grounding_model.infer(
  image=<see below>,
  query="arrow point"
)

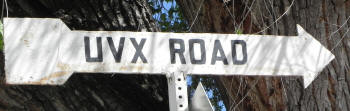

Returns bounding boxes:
[296,24,304,32]
[296,24,335,88]
[296,24,312,39]
[303,72,318,88]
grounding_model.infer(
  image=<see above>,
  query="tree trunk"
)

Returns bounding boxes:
[0,0,168,111]
[177,0,350,110]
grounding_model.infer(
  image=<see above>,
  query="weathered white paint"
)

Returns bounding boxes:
[4,18,335,88]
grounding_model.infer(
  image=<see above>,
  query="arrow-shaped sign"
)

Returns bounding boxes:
[4,18,334,88]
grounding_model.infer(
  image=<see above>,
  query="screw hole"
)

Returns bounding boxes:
[179,104,183,107]
[177,78,181,81]
[178,87,182,90]
[179,95,182,99]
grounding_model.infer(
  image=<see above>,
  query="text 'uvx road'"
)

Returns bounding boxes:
[4,18,334,88]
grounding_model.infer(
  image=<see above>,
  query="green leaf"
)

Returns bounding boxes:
[235,29,243,34]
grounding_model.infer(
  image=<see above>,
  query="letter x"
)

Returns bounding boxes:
[130,38,148,63]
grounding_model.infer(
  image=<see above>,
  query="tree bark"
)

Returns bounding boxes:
[177,0,350,110]
[0,0,168,111]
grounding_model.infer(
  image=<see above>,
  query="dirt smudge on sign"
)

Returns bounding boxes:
[119,65,145,72]
[23,71,70,84]
[38,71,69,83]
[23,40,29,47]
[119,66,127,71]
[22,63,72,84]
[57,62,71,71]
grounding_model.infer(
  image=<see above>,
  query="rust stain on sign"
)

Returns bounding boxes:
[23,63,72,84]
[119,66,127,71]
[118,65,145,72]
[137,66,144,71]
[57,62,71,71]
[38,71,69,84]
[24,71,70,84]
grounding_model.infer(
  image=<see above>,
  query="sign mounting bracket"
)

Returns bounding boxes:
[167,71,189,111]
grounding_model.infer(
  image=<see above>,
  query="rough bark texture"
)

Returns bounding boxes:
[177,0,350,111]
[0,0,168,111]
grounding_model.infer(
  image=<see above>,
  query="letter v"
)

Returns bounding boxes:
[107,37,125,63]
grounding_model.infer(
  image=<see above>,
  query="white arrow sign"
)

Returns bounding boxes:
[4,18,334,88]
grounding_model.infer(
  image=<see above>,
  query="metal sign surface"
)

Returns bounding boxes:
[4,18,334,87]
[190,82,213,111]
